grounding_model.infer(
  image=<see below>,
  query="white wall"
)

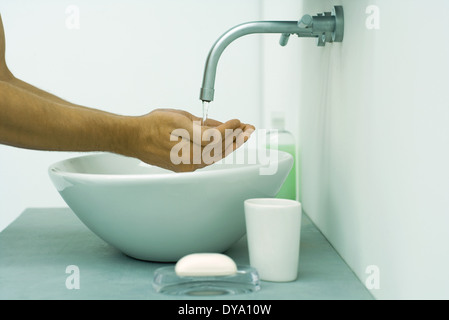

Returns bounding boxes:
[260,0,302,203]
[0,0,268,231]
[300,0,449,299]
[8,0,447,301]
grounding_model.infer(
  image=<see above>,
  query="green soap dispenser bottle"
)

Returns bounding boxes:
[267,112,297,201]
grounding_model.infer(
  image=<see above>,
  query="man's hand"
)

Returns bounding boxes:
[128,109,255,172]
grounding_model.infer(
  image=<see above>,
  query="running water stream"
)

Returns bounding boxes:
[202,101,210,125]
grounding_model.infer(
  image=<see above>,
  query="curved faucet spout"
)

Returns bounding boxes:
[200,21,312,102]
[199,6,344,102]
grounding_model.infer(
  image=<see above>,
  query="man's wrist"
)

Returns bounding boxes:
[107,115,141,159]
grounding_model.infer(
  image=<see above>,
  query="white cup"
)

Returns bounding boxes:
[244,198,302,282]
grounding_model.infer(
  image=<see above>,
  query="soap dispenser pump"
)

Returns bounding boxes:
[267,112,297,201]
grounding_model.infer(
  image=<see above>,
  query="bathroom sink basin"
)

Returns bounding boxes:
[48,148,293,262]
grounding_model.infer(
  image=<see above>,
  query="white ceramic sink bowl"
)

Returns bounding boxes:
[48,148,293,262]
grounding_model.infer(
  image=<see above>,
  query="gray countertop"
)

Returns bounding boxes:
[0,208,373,300]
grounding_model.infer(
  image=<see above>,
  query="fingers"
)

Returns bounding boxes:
[150,108,256,172]
[158,109,250,142]
[223,126,255,157]
[168,124,256,171]
[205,119,241,146]
[203,118,222,127]
[160,109,223,127]
[240,122,256,132]
[170,116,241,147]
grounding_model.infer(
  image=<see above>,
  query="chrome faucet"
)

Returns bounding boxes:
[199,6,344,102]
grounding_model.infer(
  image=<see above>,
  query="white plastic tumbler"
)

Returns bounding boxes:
[244,198,302,282]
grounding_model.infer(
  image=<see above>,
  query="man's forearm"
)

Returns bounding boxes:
[6,75,106,113]
[0,14,133,154]
[0,80,137,155]
[0,14,139,158]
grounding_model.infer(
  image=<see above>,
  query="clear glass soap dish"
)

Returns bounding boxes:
[152,265,260,296]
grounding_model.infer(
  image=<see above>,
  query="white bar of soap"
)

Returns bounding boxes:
[175,253,238,277]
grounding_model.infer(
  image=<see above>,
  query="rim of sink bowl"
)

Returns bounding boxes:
[48,149,293,181]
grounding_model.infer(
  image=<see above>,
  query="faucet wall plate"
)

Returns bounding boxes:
[332,5,344,43]
[200,6,344,102]
[301,5,344,47]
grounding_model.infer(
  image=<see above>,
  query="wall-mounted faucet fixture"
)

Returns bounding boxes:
[199,6,344,103]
